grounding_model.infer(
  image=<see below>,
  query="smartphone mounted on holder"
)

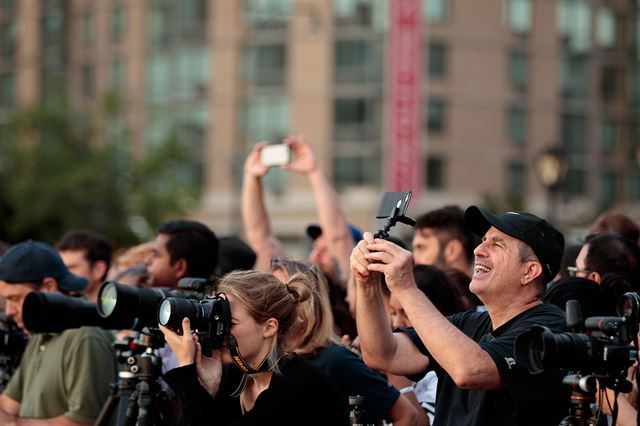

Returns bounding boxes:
[260,144,291,167]
[374,191,416,240]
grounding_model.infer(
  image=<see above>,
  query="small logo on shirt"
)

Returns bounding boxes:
[504,357,516,369]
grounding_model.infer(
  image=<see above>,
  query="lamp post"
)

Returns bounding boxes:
[535,146,567,224]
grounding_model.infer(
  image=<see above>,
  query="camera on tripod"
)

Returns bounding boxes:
[0,313,28,391]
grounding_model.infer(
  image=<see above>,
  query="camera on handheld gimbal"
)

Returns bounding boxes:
[374,191,416,240]
[515,294,640,426]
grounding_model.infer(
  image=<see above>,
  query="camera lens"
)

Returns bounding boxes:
[158,299,172,327]
[98,282,118,317]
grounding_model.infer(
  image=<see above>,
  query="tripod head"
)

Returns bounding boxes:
[373,191,415,240]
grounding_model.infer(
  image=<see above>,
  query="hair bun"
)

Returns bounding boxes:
[285,278,311,304]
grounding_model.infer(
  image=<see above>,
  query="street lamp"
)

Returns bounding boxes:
[535,146,567,223]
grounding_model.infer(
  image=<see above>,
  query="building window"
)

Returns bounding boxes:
[423,0,448,24]
[505,0,532,33]
[596,7,616,49]
[427,40,446,78]
[629,168,640,202]
[425,98,446,134]
[562,113,586,154]
[565,166,586,196]
[245,0,291,29]
[110,59,124,93]
[426,156,445,190]
[599,170,617,206]
[334,98,380,141]
[558,0,591,53]
[507,162,525,197]
[244,44,286,87]
[0,72,14,109]
[334,0,387,30]
[110,5,125,43]
[244,97,290,143]
[600,119,617,155]
[560,55,590,100]
[82,10,94,46]
[507,106,526,146]
[333,155,380,187]
[508,49,527,90]
[600,65,618,104]
[335,39,381,84]
[0,21,16,67]
[82,64,94,99]
[147,48,210,104]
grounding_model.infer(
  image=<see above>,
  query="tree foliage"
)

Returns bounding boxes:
[0,99,198,246]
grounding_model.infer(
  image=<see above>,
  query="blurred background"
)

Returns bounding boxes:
[0,0,639,250]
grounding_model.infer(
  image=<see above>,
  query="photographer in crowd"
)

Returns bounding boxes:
[0,240,117,426]
[351,206,569,425]
[159,270,348,425]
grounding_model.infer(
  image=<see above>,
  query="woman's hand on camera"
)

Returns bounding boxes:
[244,142,270,178]
[159,318,196,367]
[194,340,223,397]
[282,135,317,175]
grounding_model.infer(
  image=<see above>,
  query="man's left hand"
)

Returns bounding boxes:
[364,238,415,293]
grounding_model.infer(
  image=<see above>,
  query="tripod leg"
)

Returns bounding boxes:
[124,388,140,426]
[94,393,120,426]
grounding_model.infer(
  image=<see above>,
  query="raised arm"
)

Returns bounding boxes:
[350,233,429,375]
[364,238,502,390]
[241,142,286,271]
[284,135,354,286]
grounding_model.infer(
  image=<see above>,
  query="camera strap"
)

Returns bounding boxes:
[225,334,281,375]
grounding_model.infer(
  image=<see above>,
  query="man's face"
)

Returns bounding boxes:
[469,226,527,301]
[389,293,411,329]
[0,281,37,330]
[308,235,335,278]
[59,250,92,280]
[412,227,446,267]
[145,233,180,287]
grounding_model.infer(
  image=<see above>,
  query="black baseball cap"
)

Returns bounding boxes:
[0,240,89,293]
[464,206,564,283]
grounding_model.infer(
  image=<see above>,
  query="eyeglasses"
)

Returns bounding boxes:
[567,266,592,277]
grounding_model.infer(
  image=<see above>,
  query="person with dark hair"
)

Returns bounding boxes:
[55,230,112,302]
[216,236,257,276]
[573,232,640,292]
[352,206,569,425]
[443,267,482,311]
[160,270,349,425]
[590,211,640,244]
[146,219,219,288]
[0,241,117,425]
[412,205,476,276]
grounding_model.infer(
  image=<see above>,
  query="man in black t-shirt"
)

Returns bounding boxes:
[351,206,569,426]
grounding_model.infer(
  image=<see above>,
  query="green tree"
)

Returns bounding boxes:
[0,99,197,246]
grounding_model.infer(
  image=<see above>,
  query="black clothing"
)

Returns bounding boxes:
[401,303,569,426]
[164,356,349,426]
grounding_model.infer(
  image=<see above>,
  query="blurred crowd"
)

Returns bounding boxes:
[0,135,638,426]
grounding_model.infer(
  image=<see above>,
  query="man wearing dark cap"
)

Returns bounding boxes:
[0,240,117,426]
[351,206,568,425]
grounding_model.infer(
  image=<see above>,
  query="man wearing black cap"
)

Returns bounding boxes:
[351,206,568,425]
[0,241,117,426]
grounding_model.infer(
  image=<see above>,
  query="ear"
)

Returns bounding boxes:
[173,258,189,280]
[263,318,279,339]
[443,239,463,264]
[588,271,602,285]
[41,277,60,293]
[91,260,109,283]
[521,261,543,286]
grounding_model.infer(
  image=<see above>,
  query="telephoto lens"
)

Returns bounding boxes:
[97,281,183,331]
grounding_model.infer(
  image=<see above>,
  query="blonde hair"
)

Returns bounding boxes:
[217,270,311,361]
[270,258,340,356]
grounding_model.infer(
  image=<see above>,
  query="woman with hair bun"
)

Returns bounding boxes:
[160,270,348,425]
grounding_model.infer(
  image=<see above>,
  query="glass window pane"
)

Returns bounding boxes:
[244,44,286,87]
[111,5,125,43]
[596,8,616,48]
[423,0,448,24]
[425,98,446,134]
[427,40,446,78]
[600,119,616,155]
[335,39,381,83]
[557,0,591,53]
[83,10,94,46]
[334,98,379,141]
[508,49,527,90]
[426,156,445,190]
[599,170,617,206]
[562,113,586,153]
[560,55,589,99]
[506,0,532,33]
[507,106,526,145]
[565,167,586,196]
[333,155,380,187]
[0,73,14,108]
[507,162,525,195]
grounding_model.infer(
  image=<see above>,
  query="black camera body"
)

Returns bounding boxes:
[158,294,231,357]
[374,191,415,240]
[515,295,639,392]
